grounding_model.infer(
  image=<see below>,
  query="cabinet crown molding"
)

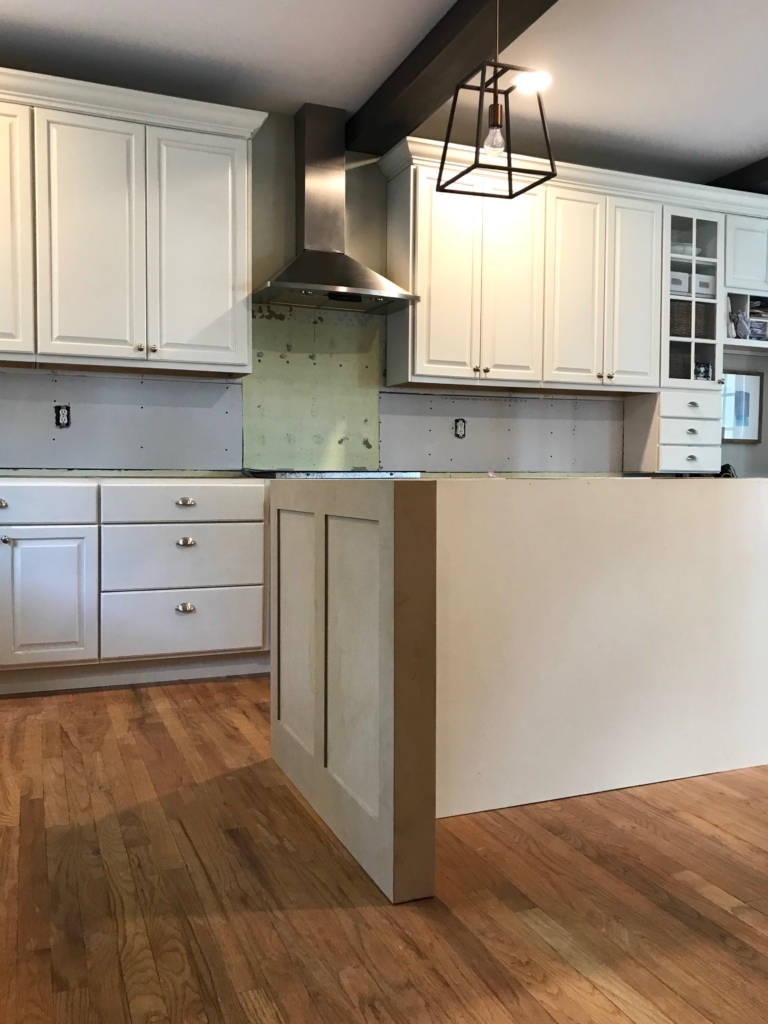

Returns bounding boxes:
[379,137,768,219]
[0,65,267,138]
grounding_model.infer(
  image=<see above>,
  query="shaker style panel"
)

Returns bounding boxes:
[413,167,481,379]
[146,126,250,367]
[604,197,662,388]
[100,480,264,523]
[102,521,264,591]
[0,525,99,665]
[0,102,34,356]
[480,187,544,382]
[543,188,607,385]
[35,109,147,359]
[101,585,263,659]
[725,214,768,293]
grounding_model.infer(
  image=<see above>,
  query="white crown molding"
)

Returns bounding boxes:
[379,136,768,217]
[0,66,267,138]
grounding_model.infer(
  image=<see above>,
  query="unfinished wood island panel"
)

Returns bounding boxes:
[270,479,437,903]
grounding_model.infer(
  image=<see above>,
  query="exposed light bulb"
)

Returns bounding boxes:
[483,125,506,157]
[513,70,552,94]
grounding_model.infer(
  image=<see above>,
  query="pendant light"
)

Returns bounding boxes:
[436,0,556,199]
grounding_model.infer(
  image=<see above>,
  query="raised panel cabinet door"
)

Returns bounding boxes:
[35,109,147,358]
[480,188,544,381]
[0,102,34,355]
[0,525,98,666]
[413,168,481,379]
[604,197,662,388]
[725,214,768,292]
[543,187,607,385]
[147,127,250,367]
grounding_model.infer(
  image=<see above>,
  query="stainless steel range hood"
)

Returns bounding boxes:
[253,104,418,315]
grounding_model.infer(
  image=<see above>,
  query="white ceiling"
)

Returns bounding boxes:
[0,0,456,114]
[419,0,768,184]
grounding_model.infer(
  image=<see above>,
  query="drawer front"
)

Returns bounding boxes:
[101,585,263,659]
[102,522,263,591]
[659,418,722,446]
[658,445,722,473]
[0,480,98,525]
[659,390,722,420]
[100,480,264,523]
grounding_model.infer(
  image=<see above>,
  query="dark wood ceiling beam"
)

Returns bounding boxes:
[709,156,768,193]
[345,0,559,156]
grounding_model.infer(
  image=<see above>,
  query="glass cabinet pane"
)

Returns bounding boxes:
[670,260,692,296]
[671,216,694,256]
[670,299,692,338]
[670,341,692,379]
[694,262,716,299]
[694,343,716,381]
[695,219,718,259]
[695,302,716,340]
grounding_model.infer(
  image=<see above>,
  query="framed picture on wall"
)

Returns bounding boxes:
[723,370,763,444]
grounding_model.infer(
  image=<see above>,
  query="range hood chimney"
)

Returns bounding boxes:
[252,103,418,314]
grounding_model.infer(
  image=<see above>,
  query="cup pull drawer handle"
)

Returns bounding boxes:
[177,537,197,547]
[688,401,699,408]
[176,497,196,507]
[686,428,698,435]
[0,499,7,509]
[686,455,698,461]
[175,603,196,614]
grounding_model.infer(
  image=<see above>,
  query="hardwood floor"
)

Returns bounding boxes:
[2,677,768,1023]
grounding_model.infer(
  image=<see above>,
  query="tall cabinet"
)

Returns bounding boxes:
[0,101,34,356]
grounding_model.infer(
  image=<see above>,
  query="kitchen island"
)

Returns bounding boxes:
[270,476,768,901]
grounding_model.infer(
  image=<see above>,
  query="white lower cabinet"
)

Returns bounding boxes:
[0,525,98,666]
[624,389,723,474]
[101,585,263,659]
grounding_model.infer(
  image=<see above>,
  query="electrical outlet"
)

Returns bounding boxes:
[454,417,466,439]
[54,404,71,428]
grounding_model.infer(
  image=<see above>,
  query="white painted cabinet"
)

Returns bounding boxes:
[35,108,147,360]
[604,196,662,388]
[0,526,99,666]
[414,168,481,378]
[543,187,606,385]
[725,214,768,292]
[480,188,544,381]
[0,101,34,356]
[146,127,250,367]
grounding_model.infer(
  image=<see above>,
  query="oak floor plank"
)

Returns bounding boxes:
[0,824,19,1024]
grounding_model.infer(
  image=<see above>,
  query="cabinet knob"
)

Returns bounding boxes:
[686,455,698,461]
[176,537,197,547]
[175,497,196,507]
[150,345,158,353]
[687,428,698,435]
[175,602,196,614]
[688,401,699,408]
[596,372,604,379]
[0,498,7,509]
[483,367,490,374]
[136,343,145,352]
[606,373,615,379]
[717,378,725,385]
[1,535,10,544]
[473,366,481,373]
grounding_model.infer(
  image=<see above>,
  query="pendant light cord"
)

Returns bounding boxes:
[495,0,499,62]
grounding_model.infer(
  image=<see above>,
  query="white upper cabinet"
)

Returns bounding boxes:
[146,127,250,367]
[604,196,662,388]
[35,109,147,359]
[413,167,481,378]
[725,214,768,292]
[543,187,606,385]
[480,188,544,381]
[0,102,34,356]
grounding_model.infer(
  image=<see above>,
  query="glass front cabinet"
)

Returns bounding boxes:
[662,207,725,390]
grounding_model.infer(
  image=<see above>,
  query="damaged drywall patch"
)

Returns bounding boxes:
[242,305,381,470]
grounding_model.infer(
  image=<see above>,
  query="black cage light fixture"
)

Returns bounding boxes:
[437,0,556,199]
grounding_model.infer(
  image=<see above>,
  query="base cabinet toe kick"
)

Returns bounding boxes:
[0,478,266,675]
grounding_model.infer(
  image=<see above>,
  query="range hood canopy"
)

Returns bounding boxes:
[253,103,418,315]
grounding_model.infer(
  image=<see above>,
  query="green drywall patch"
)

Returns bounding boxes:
[243,306,382,470]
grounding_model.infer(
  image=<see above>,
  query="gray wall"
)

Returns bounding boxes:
[722,350,768,478]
